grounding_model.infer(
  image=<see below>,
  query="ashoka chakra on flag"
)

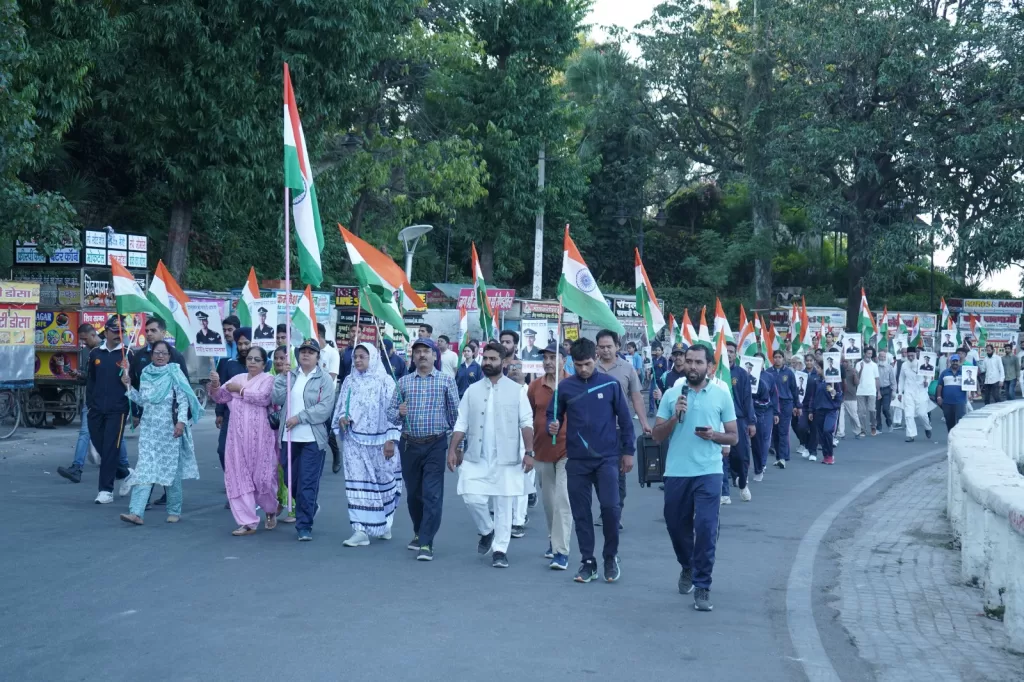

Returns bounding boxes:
[575,268,597,293]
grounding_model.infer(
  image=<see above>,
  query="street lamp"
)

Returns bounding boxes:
[398,224,433,283]
[656,208,667,228]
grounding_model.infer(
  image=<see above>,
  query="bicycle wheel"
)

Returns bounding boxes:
[52,389,78,426]
[0,391,20,439]
[23,390,47,428]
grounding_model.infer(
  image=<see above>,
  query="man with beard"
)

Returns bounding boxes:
[653,344,738,612]
[980,343,1005,404]
[447,342,535,568]
[547,338,635,584]
[896,347,933,442]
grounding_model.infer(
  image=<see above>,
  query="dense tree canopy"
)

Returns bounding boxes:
[6,0,1023,315]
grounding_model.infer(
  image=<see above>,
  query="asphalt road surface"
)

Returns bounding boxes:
[0,412,946,681]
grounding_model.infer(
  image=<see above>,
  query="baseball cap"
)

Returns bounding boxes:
[411,337,438,353]
[541,342,559,355]
[297,338,321,354]
[104,314,125,331]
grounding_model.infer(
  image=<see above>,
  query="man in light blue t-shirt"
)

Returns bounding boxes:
[652,345,738,613]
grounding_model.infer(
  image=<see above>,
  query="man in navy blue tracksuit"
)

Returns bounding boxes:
[767,349,797,468]
[724,341,755,502]
[811,370,843,464]
[87,316,134,504]
[749,353,777,481]
[547,338,635,584]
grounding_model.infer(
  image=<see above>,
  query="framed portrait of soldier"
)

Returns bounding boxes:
[186,301,226,357]
[961,365,978,393]
[892,334,908,355]
[743,355,764,393]
[794,370,808,403]
[519,319,547,374]
[919,351,937,374]
[939,329,957,353]
[823,352,842,383]
[249,298,278,350]
[841,332,862,361]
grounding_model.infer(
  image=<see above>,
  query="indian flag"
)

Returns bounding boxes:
[458,304,470,353]
[737,305,756,356]
[284,63,324,287]
[789,302,800,353]
[909,315,922,347]
[969,314,988,347]
[667,314,677,346]
[941,298,963,347]
[712,298,733,347]
[695,306,713,350]
[238,268,260,327]
[146,260,191,349]
[797,298,812,354]
[635,249,666,340]
[290,285,317,342]
[713,331,732,396]
[765,320,779,353]
[111,257,155,314]
[340,225,424,312]
[857,288,875,344]
[895,313,907,337]
[877,306,889,352]
[471,242,499,340]
[681,309,696,346]
[557,226,624,334]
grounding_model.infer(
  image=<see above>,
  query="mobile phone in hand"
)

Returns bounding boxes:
[694,426,711,434]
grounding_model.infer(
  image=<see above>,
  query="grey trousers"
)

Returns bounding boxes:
[857,395,877,432]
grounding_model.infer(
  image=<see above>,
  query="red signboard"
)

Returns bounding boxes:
[457,288,516,312]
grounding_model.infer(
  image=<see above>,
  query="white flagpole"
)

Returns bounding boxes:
[284,186,293,513]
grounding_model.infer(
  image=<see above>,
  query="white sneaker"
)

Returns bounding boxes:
[832,437,839,447]
[343,531,370,547]
[118,468,134,497]
[740,486,752,502]
[808,454,818,462]
[94,491,114,504]
[720,496,732,505]
[801,449,810,459]
[753,472,764,482]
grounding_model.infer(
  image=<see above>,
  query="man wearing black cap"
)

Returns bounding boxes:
[254,307,274,339]
[194,311,222,345]
[87,315,135,504]
[386,336,460,561]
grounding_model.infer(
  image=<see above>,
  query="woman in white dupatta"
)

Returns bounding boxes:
[333,342,403,546]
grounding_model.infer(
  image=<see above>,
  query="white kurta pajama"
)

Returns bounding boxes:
[455,377,532,555]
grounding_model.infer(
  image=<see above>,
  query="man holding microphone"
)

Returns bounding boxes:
[653,345,738,612]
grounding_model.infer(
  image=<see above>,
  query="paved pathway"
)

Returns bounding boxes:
[832,461,1023,681]
[0,410,1013,680]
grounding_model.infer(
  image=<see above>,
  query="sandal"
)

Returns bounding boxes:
[231,525,257,536]
[265,514,277,530]
[119,513,144,526]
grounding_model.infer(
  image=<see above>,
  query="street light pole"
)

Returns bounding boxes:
[398,224,433,283]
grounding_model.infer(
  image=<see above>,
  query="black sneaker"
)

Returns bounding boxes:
[492,551,509,568]
[694,587,713,611]
[527,493,537,508]
[57,464,82,484]
[905,437,915,442]
[154,493,167,506]
[678,568,694,594]
[477,531,494,555]
[416,545,434,561]
[574,560,598,583]
[604,556,621,583]
[925,429,932,439]
[407,535,420,551]
[511,525,525,539]
[774,460,786,469]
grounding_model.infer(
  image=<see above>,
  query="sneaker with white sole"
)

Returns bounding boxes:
[94,491,114,504]
[832,437,840,446]
[118,468,134,497]
[720,495,731,505]
[752,472,764,482]
[343,531,370,547]
[739,486,752,502]
[774,460,786,469]
[800,448,810,459]
[694,587,713,612]
[808,454,817,462]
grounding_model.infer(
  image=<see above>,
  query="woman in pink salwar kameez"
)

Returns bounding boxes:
[210,344,280,535]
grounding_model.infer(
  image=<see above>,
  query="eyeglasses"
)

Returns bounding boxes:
[152,351,169,357]
[246,356,263,362]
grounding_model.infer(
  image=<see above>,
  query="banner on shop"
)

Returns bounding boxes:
[0,308,35,346]
[35,311,79,349]
[82,311,147,348]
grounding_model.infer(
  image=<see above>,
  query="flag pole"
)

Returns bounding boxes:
[552,295,563,445]
[284,186,293,513]
[354,300,362,344]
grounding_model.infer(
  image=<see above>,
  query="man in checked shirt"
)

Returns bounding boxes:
[387,337,460,562]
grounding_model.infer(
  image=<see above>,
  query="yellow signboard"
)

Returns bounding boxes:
[0,308,36,346]
[0,282,41,305]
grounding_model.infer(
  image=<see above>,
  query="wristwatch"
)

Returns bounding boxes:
[524,450,535,458]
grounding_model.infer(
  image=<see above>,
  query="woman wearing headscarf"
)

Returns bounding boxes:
[118,340,201,525]
[333,342,403,547]
[210,344,279,535]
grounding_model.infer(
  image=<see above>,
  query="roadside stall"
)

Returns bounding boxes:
[11,229,150,427]
[0,281,40,438]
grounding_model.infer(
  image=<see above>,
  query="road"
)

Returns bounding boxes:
[0,411,949,681]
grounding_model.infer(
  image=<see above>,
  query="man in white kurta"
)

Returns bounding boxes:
[897,347,933,442]
[447,343,535,568]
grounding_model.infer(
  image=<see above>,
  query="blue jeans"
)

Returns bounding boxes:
[664,474,721,589]
[74,406,128,468]
[1006,379,1018,400]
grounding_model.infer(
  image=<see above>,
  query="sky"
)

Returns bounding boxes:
[586,0,1021,296]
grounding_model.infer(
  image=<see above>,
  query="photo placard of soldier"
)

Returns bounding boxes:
[919,352,937,375]
[794,371,808,404]
[823,352,842,383]
[743,355,764,393]
[841,332,862,361]
[186,301,226,357]
[519,319,547,374]
[939,329,957,353]
[249,298,278,350]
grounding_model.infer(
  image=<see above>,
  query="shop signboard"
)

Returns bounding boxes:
[0,282,41,305]
[946,298,1023,314]
[81,311,148,348]
[456,288,516,313]
[0,308,35,346]
[35,311,79,349]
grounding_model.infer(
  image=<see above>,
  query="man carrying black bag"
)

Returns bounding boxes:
[652,345,738,612]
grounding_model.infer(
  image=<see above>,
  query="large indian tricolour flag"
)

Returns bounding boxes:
[284,63,324,287]
[634,249,666,340]
[558,226,624,335]
[146,260,191,350]
[237,267,260,327]
[290,285,318,342]
[339,224,423,338]
[471,242,500,340]
[111,257,156,315]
